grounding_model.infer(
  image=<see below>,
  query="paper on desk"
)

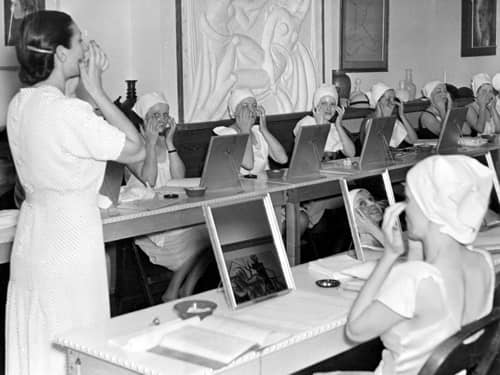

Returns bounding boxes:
[308,254,362,281]
[119,185,156,203]
[110,317,200,352]
[230,290,351,334]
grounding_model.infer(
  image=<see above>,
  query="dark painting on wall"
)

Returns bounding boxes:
[4,0,45,47]
[462,0,496,56]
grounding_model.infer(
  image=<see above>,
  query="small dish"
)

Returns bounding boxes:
[184,186,207,197]
[173,300,217,320]
[266,169,284,179]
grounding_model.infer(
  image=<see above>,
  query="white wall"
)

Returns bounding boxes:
[2,0,500,127]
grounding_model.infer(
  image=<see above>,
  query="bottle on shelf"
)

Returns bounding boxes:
[404,69,417,100]
[332,70,351,106]
[395,80,410,102]
[349,78,370,108]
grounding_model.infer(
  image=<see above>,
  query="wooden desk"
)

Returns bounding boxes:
[56,254,360,375]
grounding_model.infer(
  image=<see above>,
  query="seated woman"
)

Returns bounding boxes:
[294,83,355,160]
[360,82,418,149]
[492,72,500,116]
[295,84,356,231]
[127,92,210,301]
[418,80,452,138]
[325,155,495,375]
[213,88,288,174]
[466,73,500,135]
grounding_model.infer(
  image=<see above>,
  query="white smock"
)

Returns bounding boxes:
[128,149,209,271]
[294,115,343,152]
[6,86,126,375]
[213,125,269,174]
[373,249,494,375]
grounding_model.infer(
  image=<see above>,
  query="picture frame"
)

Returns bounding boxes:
[1,0,45,70]
[461,0,496,57]
[203,194,295,310]
[340,0,389,72]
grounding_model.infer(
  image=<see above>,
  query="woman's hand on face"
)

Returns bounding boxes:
[79,41,109,98]
[477,91,491,109]
[165,116,177,146]
[381,202,407,257]
[256,105,267,128]
[142,117,160,146]
[236,106,254,133]
[335,105,346,122]
[395,99,405,118]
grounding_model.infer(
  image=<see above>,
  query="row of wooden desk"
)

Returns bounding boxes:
[101,144,500,266]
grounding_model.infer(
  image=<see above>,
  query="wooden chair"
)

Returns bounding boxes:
[418,307,500,375]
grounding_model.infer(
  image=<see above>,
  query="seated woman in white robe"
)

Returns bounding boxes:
[466,73,500,135]
[127,93,210,301]
[318,155,495,375]
[294,84,356,231]
[213,88,288,175]
[360,82,418,149]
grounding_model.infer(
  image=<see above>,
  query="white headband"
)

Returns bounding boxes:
[313,84,338,107]
[407,155,493,244]
[471,73,492,97]
[422,80,445,99]
[133,92,169,119]
[228,88,255,117]
[369,82,391,108]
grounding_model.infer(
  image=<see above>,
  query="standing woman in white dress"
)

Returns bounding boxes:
[5,11,144,374]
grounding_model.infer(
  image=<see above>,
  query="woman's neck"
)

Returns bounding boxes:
[422,230,463,265]
[36,70,67,93]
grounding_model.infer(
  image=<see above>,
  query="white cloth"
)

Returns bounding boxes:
[422,81,444,99]
[6,85,126,375]
[406,155,493,244]
[133,92,168,119]
[374,252,494,375]
[313,83,338,107]
[228,88,254,117]
[492,73,500,91]
[471,73,492,97]
[128,149,209,271]
[369,82,391,108]
[365,118,408,148]
[213,125,269,174]
[294,115,342,153]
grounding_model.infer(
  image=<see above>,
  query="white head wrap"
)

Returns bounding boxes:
[313,84,338,108]
[422,80,445,99]
[369,82,391,108]
[471,73,492,97]
[349,188,371,209]
[492,73,500,92]
[406,155,493,244]
[133,92,168,119]
[228,88,255,117]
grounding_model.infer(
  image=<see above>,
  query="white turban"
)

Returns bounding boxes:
[422,80,445,98]
[228,88,255,117]
[492,73,500,91]
[471,73,492,97]
[349,188,371,208]
[406,155,493,244]
[369,82,391,108]
[133,92,168,119]
[313,84,338,108]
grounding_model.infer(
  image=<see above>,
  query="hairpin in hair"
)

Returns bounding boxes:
[26,45,54,54]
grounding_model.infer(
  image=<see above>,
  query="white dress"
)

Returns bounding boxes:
[126,149,209,271]
[5,86,126,375]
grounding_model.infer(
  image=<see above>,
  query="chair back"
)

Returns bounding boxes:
[418,307,500,375]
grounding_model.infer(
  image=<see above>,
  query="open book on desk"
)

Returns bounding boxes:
[112,315,286,369]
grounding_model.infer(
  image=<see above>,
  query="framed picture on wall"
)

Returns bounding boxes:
[340,0,389,72]
[461,0,497,56]
[1,0,45,69]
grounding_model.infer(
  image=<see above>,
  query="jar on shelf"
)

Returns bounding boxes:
[349,79,370,108]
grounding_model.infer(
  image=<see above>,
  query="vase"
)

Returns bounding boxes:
[332,70,351,103]
[395,80,410,102]
[122,80,137,111]
[404,69,416,100]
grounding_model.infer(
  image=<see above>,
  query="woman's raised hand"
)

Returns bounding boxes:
[381,202,407,257]
[165,116,177,147]
[313,105,326,125]
[236,106,254,133]
[142,117,160,146]
[79,41,109,98]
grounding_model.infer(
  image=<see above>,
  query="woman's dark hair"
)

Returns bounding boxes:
[16,10,74,85]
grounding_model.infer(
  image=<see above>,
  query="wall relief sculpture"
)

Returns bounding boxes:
[180,0,323,122]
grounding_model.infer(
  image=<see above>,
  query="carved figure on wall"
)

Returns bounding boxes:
[181,0,321,122]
